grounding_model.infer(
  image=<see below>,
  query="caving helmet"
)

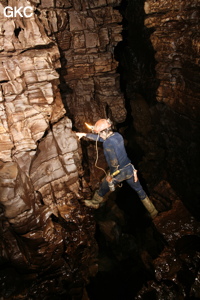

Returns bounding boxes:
[93,119,112,133]
[85,119,112,134]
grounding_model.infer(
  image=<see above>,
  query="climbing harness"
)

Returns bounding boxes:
[111,163,136,183]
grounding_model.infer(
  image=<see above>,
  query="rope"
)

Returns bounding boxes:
[94,134,107,176]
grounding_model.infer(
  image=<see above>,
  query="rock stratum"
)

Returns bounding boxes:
[0,0,124,298]
[0,0,200,299]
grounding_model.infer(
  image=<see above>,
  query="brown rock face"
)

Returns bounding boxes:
[0,1,65,162]
[112,0,200,298]
[143,0,200,212]
[144,0,200,121]
[0,0,126,297]
[0,159,97,298]
[117,0,200,216]
[0,0,199,299]
[52,0,127,128]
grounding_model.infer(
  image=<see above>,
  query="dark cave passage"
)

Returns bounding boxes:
[86,186,165,300]
[81,0,200,299]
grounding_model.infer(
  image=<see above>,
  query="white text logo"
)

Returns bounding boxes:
[4,6,34,18]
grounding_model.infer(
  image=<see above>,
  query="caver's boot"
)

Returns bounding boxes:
[141,196,158,219]
[83,191,104,209]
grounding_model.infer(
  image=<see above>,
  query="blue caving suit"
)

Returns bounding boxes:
[86,132,147,200]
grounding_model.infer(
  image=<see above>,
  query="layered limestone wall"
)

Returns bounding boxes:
[0,1,65,162]
[36,0,127,129]
[143,0,200,210]
[118,0,200,215]
[1,0,199,298]
[30,0,127,190]
[144,0,200,120]
[115,1,200,298]
[53,0,126,128]
[0,0,126,297]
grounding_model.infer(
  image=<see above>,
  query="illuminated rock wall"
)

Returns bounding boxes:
[0,0,126,296]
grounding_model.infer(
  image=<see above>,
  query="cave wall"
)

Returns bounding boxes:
[144,0,200,209]
[33,0,127,129]
[36,0,127,187]
[108,1,200,298]
[0,0,126,298]
[0,0,200,298]
[118,0,200,217]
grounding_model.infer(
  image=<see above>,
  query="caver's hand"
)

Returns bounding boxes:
[106,175,112,182]
[76,133,86,140]
[133,169,138,182]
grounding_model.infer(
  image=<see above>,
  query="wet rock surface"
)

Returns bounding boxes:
[0,158,98,299]
[85,181,200,300]
[143,0,200,215]
[0,0,102,298]
[106,0,199,298]
[45,0,127,128]
[135,188,200,299]
[0,0,200,299]
[115,0,200,218]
